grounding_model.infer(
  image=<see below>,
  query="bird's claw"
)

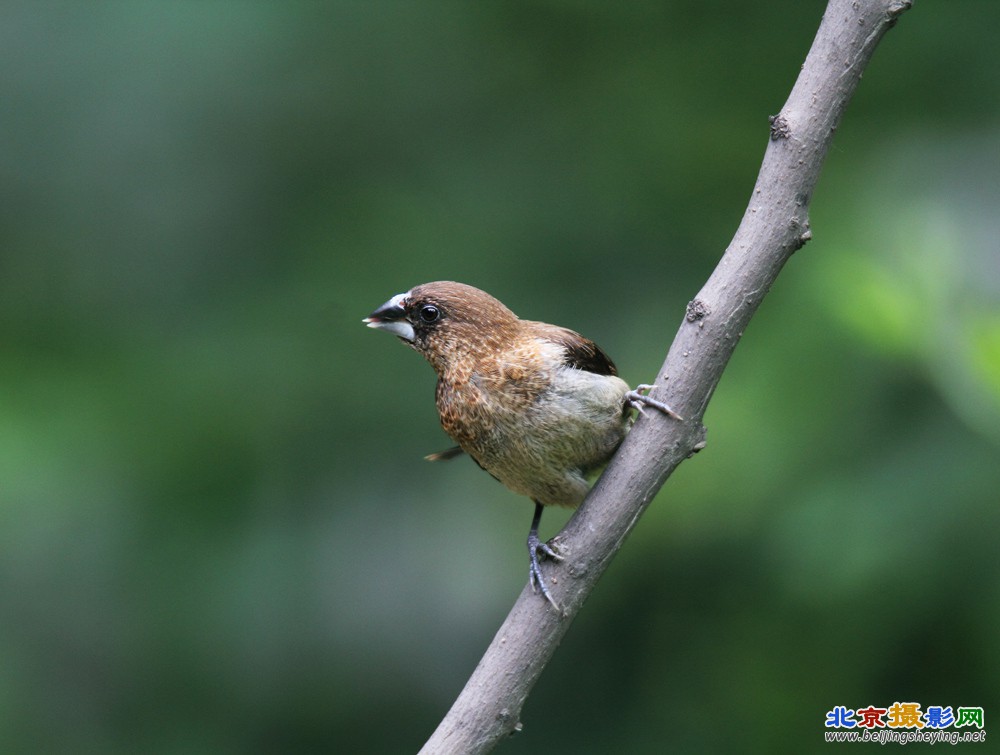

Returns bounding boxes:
[626,384,683,421]
[527,533,563,611]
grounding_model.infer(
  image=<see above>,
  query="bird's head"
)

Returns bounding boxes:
[364,281,519,373]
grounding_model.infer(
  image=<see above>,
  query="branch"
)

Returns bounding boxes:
[419,1,912,752]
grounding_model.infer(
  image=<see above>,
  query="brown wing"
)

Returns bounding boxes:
[527,322,619,377]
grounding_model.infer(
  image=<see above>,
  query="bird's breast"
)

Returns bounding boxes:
[435,363,631,507]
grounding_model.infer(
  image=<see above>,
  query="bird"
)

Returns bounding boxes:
[363,281,680,609]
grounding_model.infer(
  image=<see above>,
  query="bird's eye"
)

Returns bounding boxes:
[418,304,441,323]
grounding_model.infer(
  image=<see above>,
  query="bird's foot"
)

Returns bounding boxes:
[626,384,683,421]
[527,532,564,611]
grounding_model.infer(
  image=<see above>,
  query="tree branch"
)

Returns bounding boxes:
[419,1,912,752]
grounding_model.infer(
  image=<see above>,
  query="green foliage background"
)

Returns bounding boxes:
[2,2,998,753]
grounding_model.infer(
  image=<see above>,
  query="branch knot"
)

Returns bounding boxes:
[768,113,791,140]
[685,299,710,322]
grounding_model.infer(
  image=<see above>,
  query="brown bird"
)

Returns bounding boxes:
[364,281,680,608]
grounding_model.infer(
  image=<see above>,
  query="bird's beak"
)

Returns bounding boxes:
[363,292,416,342]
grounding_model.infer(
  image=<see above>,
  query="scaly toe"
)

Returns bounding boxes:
[626,384,684,421]
[527,536,563,610]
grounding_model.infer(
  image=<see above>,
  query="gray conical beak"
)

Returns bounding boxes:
[363,293,415,342]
